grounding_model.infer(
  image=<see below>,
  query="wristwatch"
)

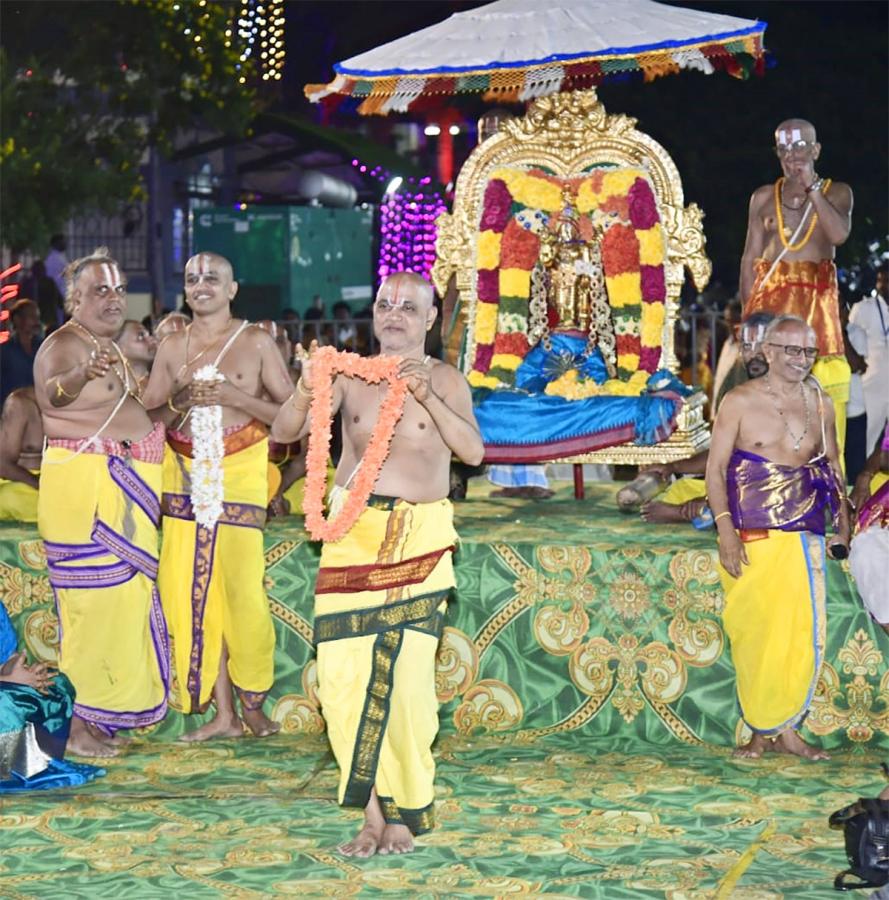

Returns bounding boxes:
[805,177,824,194]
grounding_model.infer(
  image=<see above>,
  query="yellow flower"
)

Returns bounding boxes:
[490,353,523,372]
[641,303,666,347]
[601,169,642,199]
[500,267,531,298]
[617,352,641,373]
[468,370,502,389]
[605,273,642,308]
[575,178,601,214]
[496,169,562,212]
[636,225,665,266]
[475,302,499,344]
[477,230,502,270]
[601,372,646,396]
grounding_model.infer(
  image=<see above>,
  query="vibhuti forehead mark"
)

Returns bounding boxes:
[380,279,408,307]
[187,254,219,283]
[777,128,803,145]
[98,262,124,290]
[742,323,768,344]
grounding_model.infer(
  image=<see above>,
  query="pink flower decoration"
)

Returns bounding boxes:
[475,342,495,372]
[639,345,662,373]
[641,265,667,302]
[477,269,500,303]
[628,178,659,230]
[479,179,513,232]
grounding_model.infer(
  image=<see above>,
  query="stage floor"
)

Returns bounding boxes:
[1,480,887,896]
[1,732,883,898]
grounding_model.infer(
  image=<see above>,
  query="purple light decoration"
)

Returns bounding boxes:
[376,186,448,287]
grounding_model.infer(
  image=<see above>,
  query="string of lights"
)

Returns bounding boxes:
[378,191,447,286]
[236,0,285,82]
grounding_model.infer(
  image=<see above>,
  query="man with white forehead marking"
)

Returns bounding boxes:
[143,252,294,742]
[272,271,484,857]
[32,247,170,758]
[740,118,854,459]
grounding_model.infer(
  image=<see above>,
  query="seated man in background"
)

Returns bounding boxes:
[640,313,773,525]
[0,387,43,522]
[488,464,553,500]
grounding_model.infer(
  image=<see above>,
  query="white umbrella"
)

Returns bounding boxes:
[306,0,766,115]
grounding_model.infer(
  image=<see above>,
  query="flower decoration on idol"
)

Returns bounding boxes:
[190,364,226,529]
[469,167,667,397]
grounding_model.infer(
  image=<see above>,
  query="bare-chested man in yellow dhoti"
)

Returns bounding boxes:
[272,272,484,857]
[740,119,853,456]
[706,315,850,760]
[143,252,293,742]
[33,248,169,758]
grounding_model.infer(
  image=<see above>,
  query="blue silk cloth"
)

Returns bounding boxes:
[473,335,684,463]
[0,601,105,792]
[726,449,843,535]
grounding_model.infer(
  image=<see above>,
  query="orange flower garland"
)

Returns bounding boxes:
[303,346,409,543]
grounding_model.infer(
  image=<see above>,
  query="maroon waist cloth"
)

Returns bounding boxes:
[47,421,165,465]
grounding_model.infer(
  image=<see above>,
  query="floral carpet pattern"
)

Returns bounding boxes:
[1,482,887,896]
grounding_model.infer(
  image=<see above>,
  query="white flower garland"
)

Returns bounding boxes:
[190,364,225,529]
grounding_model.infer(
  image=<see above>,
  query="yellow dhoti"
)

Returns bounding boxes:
[0,473,39,522]
[747,258,851,458]
[719,529,826,735]
[314,493,457,835]
[660,477,707,506]
[159,422,275,713]
[37,426,169,731]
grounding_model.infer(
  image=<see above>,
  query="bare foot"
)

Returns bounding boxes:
[378,823,414,855]
[640,498,705,524]
[178,715,244,743]
[87,722,131,747]
[68,717,119,758]
[242,707,281,738]
[773,730,830,760]
[733,733,774,759]
[337,822,384,858]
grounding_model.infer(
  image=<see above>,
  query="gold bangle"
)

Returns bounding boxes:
[167,396,184,416]
[296,378,313,398]
[714,511,732,524]
[51,377,77,400]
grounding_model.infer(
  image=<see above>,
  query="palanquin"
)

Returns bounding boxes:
[432,90,712,491]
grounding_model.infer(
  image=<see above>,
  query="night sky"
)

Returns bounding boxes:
[282,0,888,294]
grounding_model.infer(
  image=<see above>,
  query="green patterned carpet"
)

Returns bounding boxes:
[2,734,885,898]
[1,481,887,897]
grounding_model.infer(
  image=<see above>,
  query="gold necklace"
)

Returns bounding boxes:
[66,320,129,388]
[774,177,831,252]
[177,318,234,379]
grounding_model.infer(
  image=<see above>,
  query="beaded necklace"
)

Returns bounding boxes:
[64,320,140,402]
[764,373,810,452]
[774,178,831,252]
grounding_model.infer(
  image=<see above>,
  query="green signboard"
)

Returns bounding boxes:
[193,205,374,319]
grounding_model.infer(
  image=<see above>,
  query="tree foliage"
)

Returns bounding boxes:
[0,0,262,253]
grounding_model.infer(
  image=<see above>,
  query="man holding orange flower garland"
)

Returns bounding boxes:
[143,252,294,742]
[272,271,484,857]
[740,118,853,457]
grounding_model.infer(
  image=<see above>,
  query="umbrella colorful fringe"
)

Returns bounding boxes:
[306,33,765,116]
